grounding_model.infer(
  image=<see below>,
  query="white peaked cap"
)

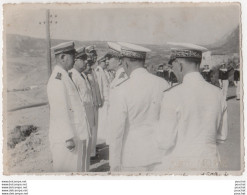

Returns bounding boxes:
[167,42,208,52]
[118,42,151,52]
[107,42,122,52]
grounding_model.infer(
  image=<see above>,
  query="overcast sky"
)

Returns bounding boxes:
[4,3,240,45]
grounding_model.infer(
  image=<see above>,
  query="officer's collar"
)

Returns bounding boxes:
[70,67,82,76]
[115,67,124,78]
[183,71,204,83]
[54,65,69,75]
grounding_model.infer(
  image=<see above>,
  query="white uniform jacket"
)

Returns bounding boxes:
[156,72,228,171]
[108,68,170,170]
[95,66,110,140]
[107,67,128,145]
[109,67,128,108]
[95,66,110,103]
[47,65,91,172]
[110,67,128,90]
[69,68,95,129]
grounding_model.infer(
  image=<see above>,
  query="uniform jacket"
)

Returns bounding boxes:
[201,69,212,82]
[95,66,110,104]
[108,68,170,169]
[47,65,91,143]
[87,69,103,107]
[157,72,228,171]
[110,67,128,90]
[107,67,128,144]
[168,70,178,83]
[69,68,95,128]
[219,68,229,80]
[47,65,91,171]
[234,69,240,81]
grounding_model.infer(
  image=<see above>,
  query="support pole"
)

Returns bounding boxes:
[46,9,52,77]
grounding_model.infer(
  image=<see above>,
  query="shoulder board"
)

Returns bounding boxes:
[163,83,181,93]
[95,67,100,71]
[55,72,62,80]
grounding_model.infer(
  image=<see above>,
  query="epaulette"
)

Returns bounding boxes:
[55,72,62,80]
[96,67,100,72]
[163,83,181,93]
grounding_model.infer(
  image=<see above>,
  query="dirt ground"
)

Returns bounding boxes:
[5,86,241,174]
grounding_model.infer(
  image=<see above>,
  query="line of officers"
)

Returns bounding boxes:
[47,41,228,173]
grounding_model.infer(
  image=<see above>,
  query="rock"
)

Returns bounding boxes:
[7,125,38,149]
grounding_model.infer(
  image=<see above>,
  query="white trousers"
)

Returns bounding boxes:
[222,80,229,100]
[85,105,98,157]
[51,139,91,172]
[97,101,109,141]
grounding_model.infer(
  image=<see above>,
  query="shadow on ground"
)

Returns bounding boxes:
[90,143,110,172]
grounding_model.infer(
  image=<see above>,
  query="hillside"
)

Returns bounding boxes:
[5,34,170,88]
[207,26,240,55]
[5,27,240,93]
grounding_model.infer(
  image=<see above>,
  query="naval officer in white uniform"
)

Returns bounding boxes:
[108,42,170,172]
[47,41,91,172]
[156,43,228,172]
[105,42,129,145]
[69,47,94,171]
[106,42,129,91]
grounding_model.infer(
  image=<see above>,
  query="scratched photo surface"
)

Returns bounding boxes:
[3,3,243,175]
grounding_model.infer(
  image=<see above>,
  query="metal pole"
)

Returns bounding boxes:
[46,9,52,77]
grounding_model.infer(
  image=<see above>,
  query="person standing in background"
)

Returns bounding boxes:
[218,63,230,100]
[234,63,240,100]
[105,42,129,145]
[201,64,212,83]
[95,55,110,142]
[85,45,103,157]
[104,56,115,83]
[156,64,165,78]
[167,63,178,86]
[69,47,93,171]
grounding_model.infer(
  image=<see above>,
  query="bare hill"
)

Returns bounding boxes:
[207,26,240,55]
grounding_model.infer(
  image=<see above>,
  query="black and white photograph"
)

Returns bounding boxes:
[3,3,243,175]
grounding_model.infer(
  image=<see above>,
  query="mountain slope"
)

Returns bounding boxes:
[207,26,240,55]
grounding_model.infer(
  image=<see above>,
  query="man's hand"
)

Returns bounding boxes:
[66,138,76,151]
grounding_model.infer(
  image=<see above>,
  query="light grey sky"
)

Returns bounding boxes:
[5,3,240,45]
